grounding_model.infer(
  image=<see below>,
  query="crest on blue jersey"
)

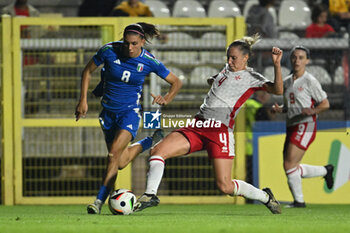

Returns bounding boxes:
[137,63,144,72]
[143,110,161,129]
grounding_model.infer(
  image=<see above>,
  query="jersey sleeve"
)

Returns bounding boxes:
[152,59,170,79]
[143,50,170,79]
[92,44,109,66]
[250,71,271,88]
[309,78,327,103]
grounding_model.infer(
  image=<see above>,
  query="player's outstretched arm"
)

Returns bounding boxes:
[152,72,182,105]
[75,59,98,121]
[264,47,283,95]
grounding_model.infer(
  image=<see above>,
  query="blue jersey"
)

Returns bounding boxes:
[93,41,170,112]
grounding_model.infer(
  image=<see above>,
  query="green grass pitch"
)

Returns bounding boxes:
[1,204,350,233]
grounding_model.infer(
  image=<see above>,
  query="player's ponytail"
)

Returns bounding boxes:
[241,33,261,48]
[226,33,261,58]
[137,22,159,41]
[123,22,159,43]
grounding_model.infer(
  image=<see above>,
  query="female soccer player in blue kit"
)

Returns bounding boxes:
[75,22,182,214]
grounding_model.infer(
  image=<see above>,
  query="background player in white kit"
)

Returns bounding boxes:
[272,46,334,208]
[134,34,284,214]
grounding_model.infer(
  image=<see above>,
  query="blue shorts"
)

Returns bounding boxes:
[99,108,141,143]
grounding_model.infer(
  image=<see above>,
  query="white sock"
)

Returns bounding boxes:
[232,180,269,203]
[145,155,165,195]
[286,167,304,203]
[300,164,327,178]
[94,199,103,208]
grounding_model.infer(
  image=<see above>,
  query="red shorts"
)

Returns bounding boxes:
[175,119,235,159]
[284,121,317,152]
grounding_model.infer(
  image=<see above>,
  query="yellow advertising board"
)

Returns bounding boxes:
[254,121,350,204]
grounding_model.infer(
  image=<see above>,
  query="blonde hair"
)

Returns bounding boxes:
[227,33,261,57]
[241,33,261,47]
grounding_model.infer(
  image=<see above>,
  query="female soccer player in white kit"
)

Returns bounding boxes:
[134,34,284,214]
[272,46,333,208]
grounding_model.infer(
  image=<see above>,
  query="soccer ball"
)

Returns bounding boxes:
[108,189,136,215]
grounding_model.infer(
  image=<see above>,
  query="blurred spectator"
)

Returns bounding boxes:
[1,0,39,17]
[1,1,41,111]
[246,0,292,70]
[245,0,278,38]
[245,0,290,70]
[110,0,153,17]
[324,0,350,31]
[78,0,117,16]
[306,5,335,38]
[328,0,350,19]
[109,0,168,43]
[1,0,40,38]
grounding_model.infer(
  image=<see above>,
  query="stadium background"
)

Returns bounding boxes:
[0,0,349,206]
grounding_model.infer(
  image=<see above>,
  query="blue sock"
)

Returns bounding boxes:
[96,185,110,203]
[137,136,152,152]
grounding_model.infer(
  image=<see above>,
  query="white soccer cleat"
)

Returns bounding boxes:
[87,199,102,214]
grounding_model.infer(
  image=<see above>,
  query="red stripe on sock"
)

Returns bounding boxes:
[286,167,298,175]
[149,158,165,164]
[233,180,239,194]
[299,165,303,177]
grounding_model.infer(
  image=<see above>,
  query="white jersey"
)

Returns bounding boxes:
[196,65,270,128]
[283,71,327,126]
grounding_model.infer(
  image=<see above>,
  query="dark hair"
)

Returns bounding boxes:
[123,22,159,43]
[226,34,260,58]
[259,0,275,7]
[290,45,310,59]
[311,4,328,23]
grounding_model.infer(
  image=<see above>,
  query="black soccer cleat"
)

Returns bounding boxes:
[262,187,281,214]
[133,193,160,212]
[324,164,334,190]
[285,201,306,208]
